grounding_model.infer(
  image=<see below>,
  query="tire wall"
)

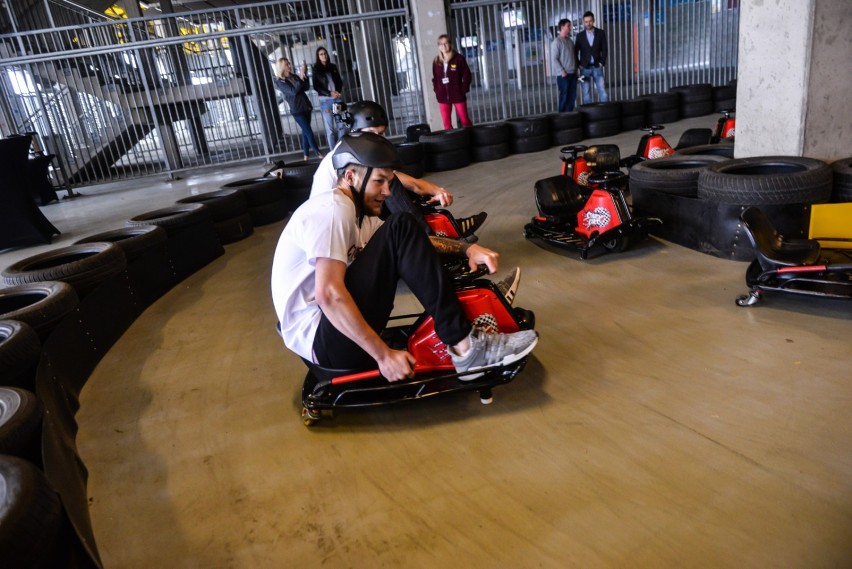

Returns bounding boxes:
[28,217,229,569]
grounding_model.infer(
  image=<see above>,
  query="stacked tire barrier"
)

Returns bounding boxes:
[669,84,714,118]
[177,189,254,245]
[507,116,551,154]
[547,113,583,146]
[643,93,680,125]
[578,102,621,138]
[830,157,852,202]
[470,123,512,162]
[221,159,318,227]
[395,141,425,178]
[620,99,648,132]
[421,129,472,172]
[713,80,737,112]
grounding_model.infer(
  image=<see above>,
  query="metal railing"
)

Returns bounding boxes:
[0,0,424,186]
[448,0,739,124]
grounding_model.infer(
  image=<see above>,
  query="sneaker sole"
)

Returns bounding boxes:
[458,334,539,381]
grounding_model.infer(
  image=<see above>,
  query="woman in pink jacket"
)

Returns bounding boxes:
[432,35,473,129]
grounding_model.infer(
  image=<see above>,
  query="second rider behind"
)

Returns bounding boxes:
[312,47,345,149]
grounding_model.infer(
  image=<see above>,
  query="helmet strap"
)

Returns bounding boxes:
[348,166,373,227]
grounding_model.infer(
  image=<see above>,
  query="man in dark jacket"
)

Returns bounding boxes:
[574,11,609,103]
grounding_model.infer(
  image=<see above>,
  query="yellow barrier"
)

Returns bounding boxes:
[809,203,852,249]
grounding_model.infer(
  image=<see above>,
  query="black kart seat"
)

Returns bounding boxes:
[675,128,713,150]
[740,208,821,269]
[584,145,621,172]
[534,176,587,219]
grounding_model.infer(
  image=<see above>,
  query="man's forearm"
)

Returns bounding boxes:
[430,236,469,256]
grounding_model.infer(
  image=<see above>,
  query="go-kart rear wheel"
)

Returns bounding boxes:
[602,236,628,252]
[301,407,320,426]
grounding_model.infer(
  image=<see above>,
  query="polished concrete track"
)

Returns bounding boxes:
[3,118,851,568]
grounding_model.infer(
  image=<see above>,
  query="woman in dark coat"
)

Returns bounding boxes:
[431,34,473,129]
[275,57,322,159]
[312,46,345,149]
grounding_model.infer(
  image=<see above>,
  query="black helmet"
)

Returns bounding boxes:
[348,100,389,131]
[332,132,402,172]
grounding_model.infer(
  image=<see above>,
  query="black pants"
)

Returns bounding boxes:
[312,213,471,370]
[381,177,430,233]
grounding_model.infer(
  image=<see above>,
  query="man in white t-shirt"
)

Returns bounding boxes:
[311,101,486,239]
[272,133,537,381]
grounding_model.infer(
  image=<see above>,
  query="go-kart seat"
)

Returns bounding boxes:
[740,208,821,269]
[534,175,587,220]
[584,145,621,172]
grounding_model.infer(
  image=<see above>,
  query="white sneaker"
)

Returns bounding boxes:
[494,267,521,305]
[449,328,538,381]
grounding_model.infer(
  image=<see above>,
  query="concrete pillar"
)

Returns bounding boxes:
[736,0,852,161]
[410,0,447,131]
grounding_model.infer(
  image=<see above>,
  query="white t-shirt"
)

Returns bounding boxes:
[311,141,341,197]
[270,188,383,361]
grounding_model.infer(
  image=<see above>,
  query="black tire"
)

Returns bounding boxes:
[584,118,621,139]
[0,387,42,458]
[249,197,291,226]
[472,142,511,162]
[397,163,425,179]
[669,83,713,103]
[697,156,833,204]
[680,100,715,118]
[2,243,127,298]
[506,116,550,138]
[425,149,472,171]
[127,203,210,231]
[676,144,735,158]
[620,114,646,132]
[713,85,737,101]
[278,159,322,183]
[629,154,729,196]
[511,133,551,154]
[578,102,621,122]
[620,98,647,117]
[830,157,852,202]
[419,129,471,153]
[643,92,680,111]
[395,142,423,164]
[0,455,63,569]
[74,225,168,263]
[547,112,583,131]
[176,189,247,222]
[213,213,254,245]
[406,123,430,143]
[0,321,40,391]
[471,123,511,145]
[714,99,737,113]
[551,127,585,146]
[647,108,681,125]
[221,177,286,207]
[0,282,78,341]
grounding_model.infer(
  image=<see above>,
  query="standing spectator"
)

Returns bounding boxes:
[574,11,609,103]
[432,34,473,129]
[312,47,345,149]
[551,19,577,112]
[275,57,322,160]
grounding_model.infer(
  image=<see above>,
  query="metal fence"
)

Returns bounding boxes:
[0,0,424,187]
[447,0,739,124]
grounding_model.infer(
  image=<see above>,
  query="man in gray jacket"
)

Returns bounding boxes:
[551,19,577,112]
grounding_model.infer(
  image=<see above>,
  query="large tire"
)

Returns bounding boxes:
[0,456,63,569]
[127,203,211,232]
[629,154,729,196]
[221,177,286,207]
[620,98,647,117]
[213,213,254,245]
[697,156,832,204]
[647,108,680,125]
[551,127,584,146]
[471,142,511,162]
[471,123,510,145]
[0,321,41,391]
[681,100,715,118]
[74,225,168,263]
[511,134,551,154]
[0,282,78,341]
[547,112,583,131]
[0,387,42,458]
[2,243,127,298]
[714,99,737,113]
[669,83,713,103]
[395,142,423,164]
[620,114,646,132]
[397,163,425,179]
[583,118,620,139]
[176,189,247,222]
[578,102,622,121]
[643,92,679,112]
[713,85,737,102]
[420,129,471,153]
[830,157,852,202]
[249,198,291,226]
[425,149,472,172]
[676,143,735,158]
[506,116,550,138]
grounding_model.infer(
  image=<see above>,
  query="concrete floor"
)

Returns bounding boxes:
[3,117,851,568]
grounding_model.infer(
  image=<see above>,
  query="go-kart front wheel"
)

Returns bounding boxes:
[301,407,321,426]
[736,290,762,307]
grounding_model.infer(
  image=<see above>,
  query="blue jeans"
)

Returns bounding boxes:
[319,97,345,149]
[580,66,608,104]
[556,74,578,112]
[292,112,320,157]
